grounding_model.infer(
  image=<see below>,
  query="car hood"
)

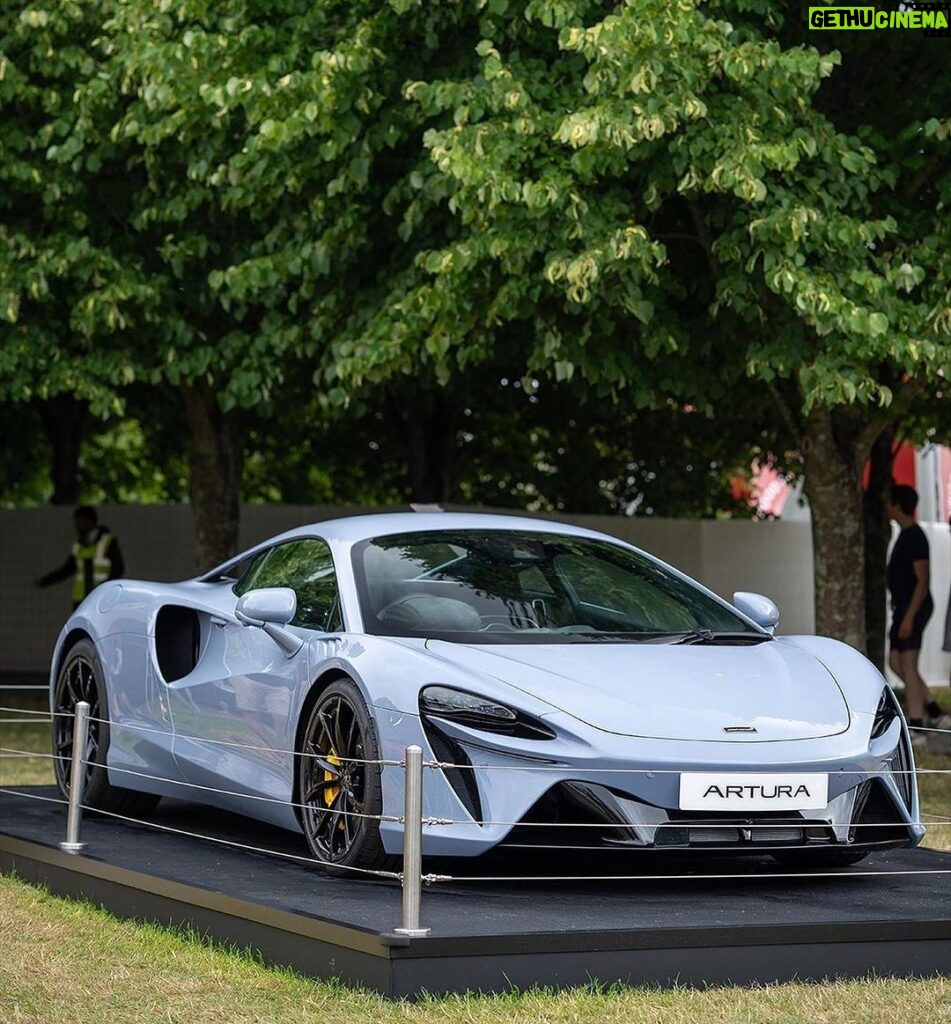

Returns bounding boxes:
[424,639,850,741]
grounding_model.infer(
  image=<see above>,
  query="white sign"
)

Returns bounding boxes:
[679,772,829,812]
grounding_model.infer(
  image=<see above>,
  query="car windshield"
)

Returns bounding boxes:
[352,530,763,644]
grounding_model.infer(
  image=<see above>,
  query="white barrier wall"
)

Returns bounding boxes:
[1,505,948,684]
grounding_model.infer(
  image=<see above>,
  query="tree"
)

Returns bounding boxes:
[0,402,49,505]
[0,3,153,502]
[63,0,489,566]
[8,0,947,645]
[346,0,950,647]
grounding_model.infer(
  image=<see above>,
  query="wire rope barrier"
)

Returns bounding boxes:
[3,777,949,888]
[7,740,947,834]
[2,746,949,827]
[81,802,403,881]
[430,866,951,884]
[83,761,406,824]
[0,705,54,717]
[71,710,951,765]
[3,703,951,791]
[4,729,948,779]
[0,786,67,807]
[3,700,950,784]
[2,701,950,933]
[1,740,948,834]
[76,712,405,767]
[29,709,951,774]
[0,783,401,881]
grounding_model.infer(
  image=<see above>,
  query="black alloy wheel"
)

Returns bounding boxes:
[298,678,395,876]
[52,638,160,816]
[53,647,102,798]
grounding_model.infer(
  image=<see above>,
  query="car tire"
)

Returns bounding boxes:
[771,848,870,869]
[298,677,398,878]
[53,638,161,818]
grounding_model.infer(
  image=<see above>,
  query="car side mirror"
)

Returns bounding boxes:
[236,587,296,624]
[235,588,302,657]
[733,591,780,634]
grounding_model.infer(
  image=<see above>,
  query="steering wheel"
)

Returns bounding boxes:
[376,595,423,621]
[376,593,482,632]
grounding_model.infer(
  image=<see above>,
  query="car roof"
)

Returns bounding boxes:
[198,511,624,582]
[266,511,612,546]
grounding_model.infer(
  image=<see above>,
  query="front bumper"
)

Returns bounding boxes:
[375,708,922,858]
[497,773,916,855]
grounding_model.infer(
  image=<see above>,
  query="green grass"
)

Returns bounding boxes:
[1,874,949,1024]
[0,691,54,790]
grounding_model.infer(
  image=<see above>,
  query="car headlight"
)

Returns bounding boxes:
[419,686,555,739]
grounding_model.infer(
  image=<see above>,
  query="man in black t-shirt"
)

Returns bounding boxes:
[886,484,948,748]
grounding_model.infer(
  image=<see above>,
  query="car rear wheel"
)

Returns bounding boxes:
[298,678,397,877]
[53,639,161,817]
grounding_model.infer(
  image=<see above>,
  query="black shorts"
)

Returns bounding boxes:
[889,596,934,652]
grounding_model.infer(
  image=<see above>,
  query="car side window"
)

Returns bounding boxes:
[237,539,342,631]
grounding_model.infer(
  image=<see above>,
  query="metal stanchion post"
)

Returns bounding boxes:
[60,700,89,854]
[394,744,430,936]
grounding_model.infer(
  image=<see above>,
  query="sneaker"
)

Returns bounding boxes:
[926,712,951,731]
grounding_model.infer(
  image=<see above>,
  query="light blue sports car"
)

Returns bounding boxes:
[50,512,922,874]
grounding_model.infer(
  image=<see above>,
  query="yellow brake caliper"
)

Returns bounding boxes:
[324,752,342,808]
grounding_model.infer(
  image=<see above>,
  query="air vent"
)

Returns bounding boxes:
[154,606,201,683]
[422,724,482,824]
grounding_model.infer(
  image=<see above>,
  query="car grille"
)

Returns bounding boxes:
[653,820,819,847]
[684,825,805,845]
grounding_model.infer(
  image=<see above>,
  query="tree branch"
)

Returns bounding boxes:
[856,372,928,458]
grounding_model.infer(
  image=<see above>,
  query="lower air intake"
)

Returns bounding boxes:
[686,826,805,845]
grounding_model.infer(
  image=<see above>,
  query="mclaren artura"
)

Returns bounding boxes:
[50,512,922,874]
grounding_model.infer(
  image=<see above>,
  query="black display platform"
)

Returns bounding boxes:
[1,786,949,998]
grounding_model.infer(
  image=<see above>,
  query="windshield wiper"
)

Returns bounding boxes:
[491,629,770,645]
[559,632,642,643]
[666,629,771,645]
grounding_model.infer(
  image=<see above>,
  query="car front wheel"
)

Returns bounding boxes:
[298,678,397,877]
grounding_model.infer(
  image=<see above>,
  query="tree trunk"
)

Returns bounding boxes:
[397,389,458,504]
[801,406,867,650]
[863,426,896,670]
[181,381,244,572]
[37,395,88,504]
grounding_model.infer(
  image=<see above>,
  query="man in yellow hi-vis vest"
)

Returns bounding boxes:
[35,506,125,608]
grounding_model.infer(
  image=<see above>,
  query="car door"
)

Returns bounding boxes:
[168,537,343,827]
